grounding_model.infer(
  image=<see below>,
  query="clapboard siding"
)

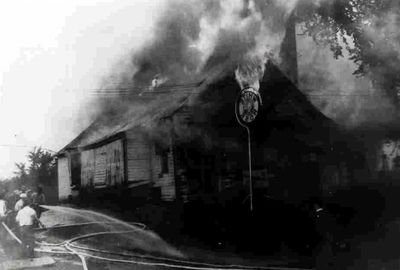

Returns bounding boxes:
[128,141,150,159]
[57,156,71,201]
[127,159,150,180]
[94,149,107,185]
[126,129,176,200]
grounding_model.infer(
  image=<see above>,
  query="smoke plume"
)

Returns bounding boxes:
[83,0,303,144]
[89,0,400,136]
[297,6,400,129]
[99,0,298,97]
[298,40,395,128]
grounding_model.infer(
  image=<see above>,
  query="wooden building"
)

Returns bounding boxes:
[56,62,364,205]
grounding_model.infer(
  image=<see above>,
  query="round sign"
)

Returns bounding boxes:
[235,87,262,124]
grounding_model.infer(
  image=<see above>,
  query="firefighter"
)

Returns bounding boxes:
[15,194,43,258]
[14,193,25,212]
[0,191,9,242]
[0,191,8,220]
[32,186,46,219]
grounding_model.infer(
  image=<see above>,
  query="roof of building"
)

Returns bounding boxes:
[58,61,338,154]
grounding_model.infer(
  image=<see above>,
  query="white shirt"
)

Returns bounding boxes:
[14,199,24,212]
[0,200,7,217]
[16,206,37,226]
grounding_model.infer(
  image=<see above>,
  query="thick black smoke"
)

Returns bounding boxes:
[101,0,295,93]
[90,0,298,134]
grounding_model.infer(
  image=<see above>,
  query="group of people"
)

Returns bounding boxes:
[0,186,46,258]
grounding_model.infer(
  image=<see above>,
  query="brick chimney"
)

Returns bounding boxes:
[279,13,298,85]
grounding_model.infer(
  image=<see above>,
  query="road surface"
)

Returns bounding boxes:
[1,205,309,270]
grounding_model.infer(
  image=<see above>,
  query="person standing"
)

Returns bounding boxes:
[14,193,25,212]
[0,192,8,242]
[32,186,46,219]
[0,192,8,220]
[15,196,42,258]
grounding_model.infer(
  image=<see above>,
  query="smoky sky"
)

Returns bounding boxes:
[73,0,300,148]
[89,0,400,135]
[100,0,294,90]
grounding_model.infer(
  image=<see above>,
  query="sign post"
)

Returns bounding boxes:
[235,87,262,211]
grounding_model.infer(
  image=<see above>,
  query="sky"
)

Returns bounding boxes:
[0,0,165,179]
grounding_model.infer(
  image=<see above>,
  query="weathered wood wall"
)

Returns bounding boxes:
[125,129,176,200]
[81,139,125,187]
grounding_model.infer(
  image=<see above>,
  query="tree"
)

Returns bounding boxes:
[27,147,56,185]
[14,162,27,180]
[296,0,400,103]
[7,147,56,191]
[13,162,28,187]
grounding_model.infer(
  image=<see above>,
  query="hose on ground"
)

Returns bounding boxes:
[34,221,146,232]
[63,226,311,270]
[66,247,311,270]
[2,219,313,270]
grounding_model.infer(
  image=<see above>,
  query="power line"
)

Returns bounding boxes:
[85,86,381,97]
[82,81,203,92]
[88,89,378,94]
[0,144,57,154]
[89,92,386,98]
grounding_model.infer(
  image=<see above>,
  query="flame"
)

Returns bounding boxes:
[150,74,169,90]
[235,54,268,91]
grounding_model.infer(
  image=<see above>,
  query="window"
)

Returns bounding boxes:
[161,150,169,174]
[155,143,169,175]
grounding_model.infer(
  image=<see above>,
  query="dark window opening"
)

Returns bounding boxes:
[156,144,169,176]
[161,150,169,174]
[70,152,81,188]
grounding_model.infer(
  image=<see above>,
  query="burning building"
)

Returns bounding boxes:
[56,60,364,206]
[56,2,367,207]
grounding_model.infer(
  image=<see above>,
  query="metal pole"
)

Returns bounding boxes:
[235,101,254,212]
[246,126,253,211]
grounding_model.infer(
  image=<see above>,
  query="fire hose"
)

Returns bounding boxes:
[1,222,22,245]
[2,221,313,270]
[63,229,312,270]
